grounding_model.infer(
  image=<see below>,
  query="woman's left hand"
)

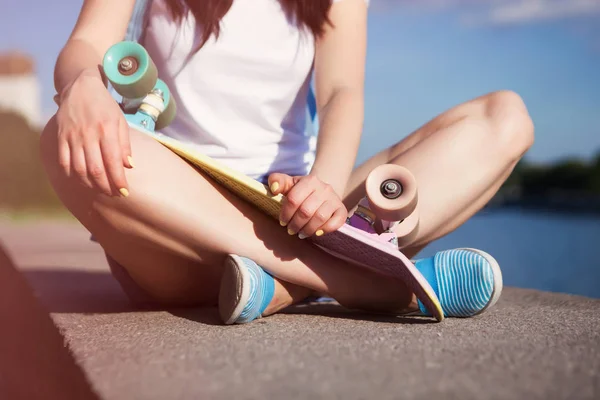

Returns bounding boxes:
[268,173,348,239]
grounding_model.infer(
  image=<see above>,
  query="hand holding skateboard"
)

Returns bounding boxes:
[267,173,348,239]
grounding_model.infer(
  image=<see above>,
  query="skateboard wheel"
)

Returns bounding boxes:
[394,207,419,249]
[365,164,418,222]
[153,79,177,130]
[103,41,158,99]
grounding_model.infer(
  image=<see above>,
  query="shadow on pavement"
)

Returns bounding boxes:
[22,268,140,314]
[282,302,437,325]
[171,303,436,326]
[21,267,436,324]
[23,268,228,326]
[168,307,224,326]
[0,242,100,399]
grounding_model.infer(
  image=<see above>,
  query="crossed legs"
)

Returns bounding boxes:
[40,90,533,316]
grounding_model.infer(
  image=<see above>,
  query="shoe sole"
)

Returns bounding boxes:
[218,254,251,325]
[457,247,503,317]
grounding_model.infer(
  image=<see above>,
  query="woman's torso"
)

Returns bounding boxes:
[141,0,318,179]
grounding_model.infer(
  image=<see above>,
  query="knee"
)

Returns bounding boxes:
[38,115,111,223]
[39,116,59,176]
[39,115,72,188]
[481,90,534,160]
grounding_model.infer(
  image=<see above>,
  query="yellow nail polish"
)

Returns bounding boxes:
[270,182,279,193]
[316,230,324,237]
[280,220,287,227]
[287,228,296,235]
[119,188,129,197]
[127,156,135,168]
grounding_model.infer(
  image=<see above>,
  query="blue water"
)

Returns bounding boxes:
[418,209,600,299]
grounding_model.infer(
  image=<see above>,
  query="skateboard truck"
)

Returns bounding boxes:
[347,199,400,247]
[349,164,421,248]
[120,89,166,131]
[103,41,177,132]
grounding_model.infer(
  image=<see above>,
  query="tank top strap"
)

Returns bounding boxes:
[125,0,151,43]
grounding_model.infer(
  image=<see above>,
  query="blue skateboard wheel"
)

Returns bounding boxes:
[154,79,177,130]
[103,41,158,99]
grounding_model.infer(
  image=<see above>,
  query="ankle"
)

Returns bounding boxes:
[263,278,312,316]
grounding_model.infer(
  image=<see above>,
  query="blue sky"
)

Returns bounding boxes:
[1,0,599,164]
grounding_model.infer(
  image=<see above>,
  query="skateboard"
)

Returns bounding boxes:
[103,41,444,322]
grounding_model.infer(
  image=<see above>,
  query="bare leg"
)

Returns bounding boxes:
[345,90,534,257]
[40,118,415,315]
[264,279,315,315]
[107,252,311,316]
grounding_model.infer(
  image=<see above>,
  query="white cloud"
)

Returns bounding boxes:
[483,0,600,25]
[370,0,600,51]
[370,0,495,13]
[371,0,600,25]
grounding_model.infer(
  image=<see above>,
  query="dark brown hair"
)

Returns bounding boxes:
[165,0,333,51]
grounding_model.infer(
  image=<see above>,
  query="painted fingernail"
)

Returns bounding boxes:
[127,156,135,168]
[270,182,279,193]
[316,230,324,237]
[280,220,287,227]
[287,228,296,235]
[119,188,129,197]
[298,233,308,240]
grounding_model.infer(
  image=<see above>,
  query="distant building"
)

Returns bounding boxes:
[0,52,42,128]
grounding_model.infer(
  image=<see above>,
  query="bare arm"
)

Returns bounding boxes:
[48,0,137,197]
[311,0,368,197]
[54,0,136,100]
[269,0,368,237]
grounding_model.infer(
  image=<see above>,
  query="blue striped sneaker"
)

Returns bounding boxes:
[218,254,275,325]
[413,248,503,318]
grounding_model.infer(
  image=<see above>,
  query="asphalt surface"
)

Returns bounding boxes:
[1,220,598,400]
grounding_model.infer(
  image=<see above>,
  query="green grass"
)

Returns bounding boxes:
[0,207,76,224]
[0,111,67,217]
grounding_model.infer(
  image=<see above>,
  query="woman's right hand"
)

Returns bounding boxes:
[54,70,134,197]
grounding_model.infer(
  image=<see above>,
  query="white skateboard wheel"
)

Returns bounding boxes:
[395,206,420,249]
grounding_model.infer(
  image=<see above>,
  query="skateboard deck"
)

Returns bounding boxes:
[130,123,444,322]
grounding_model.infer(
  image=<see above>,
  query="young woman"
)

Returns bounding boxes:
[40,0,533,324]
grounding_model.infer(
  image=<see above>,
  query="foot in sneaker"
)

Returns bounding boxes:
[413,248,503,317]
[218,254,275,324]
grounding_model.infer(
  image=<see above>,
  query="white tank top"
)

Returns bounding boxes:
[141,0,365,179]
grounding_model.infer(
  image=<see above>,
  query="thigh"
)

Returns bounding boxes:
[344,95,488,208]
[41,117,226,307]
